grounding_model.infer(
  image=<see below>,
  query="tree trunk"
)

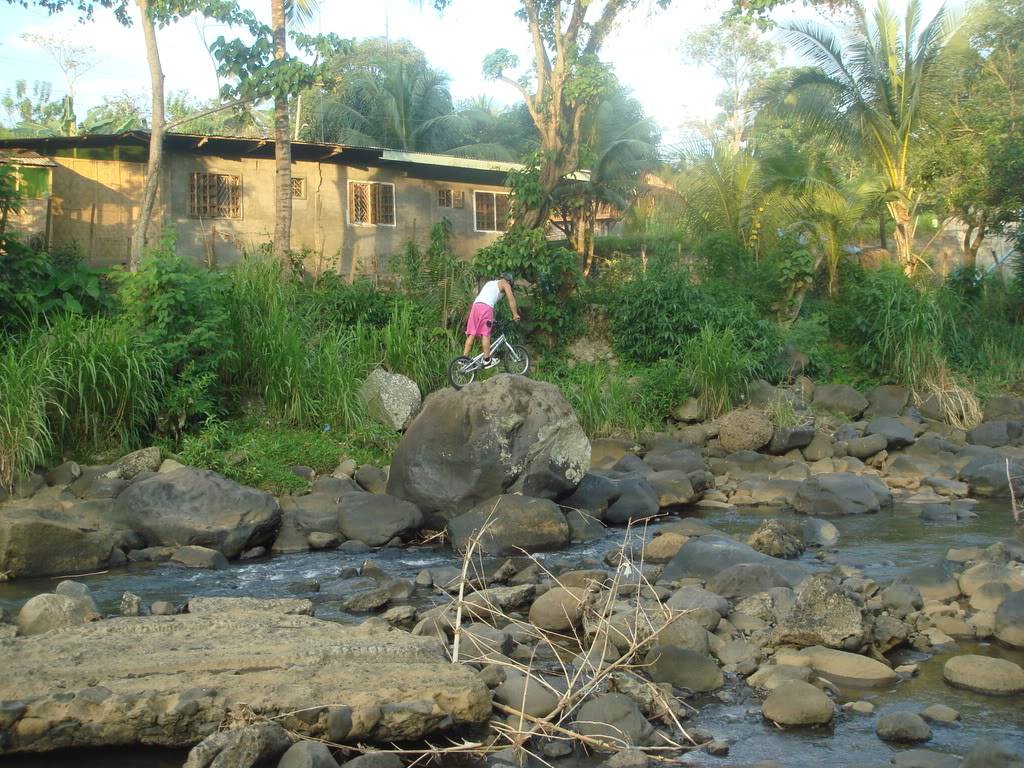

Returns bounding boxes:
[962,219,986,269]
[879,214,887,249]
[130,0,164,272]
[887,198,917,276]
[272,0,292,259]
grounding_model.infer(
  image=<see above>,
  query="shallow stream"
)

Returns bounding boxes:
[1,500,1023,767]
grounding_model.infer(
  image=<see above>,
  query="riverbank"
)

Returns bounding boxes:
[1,374,1023,767]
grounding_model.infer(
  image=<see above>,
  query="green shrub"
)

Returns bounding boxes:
[682,325,755,418]
[474,227,582,345]
[307,273,395,329]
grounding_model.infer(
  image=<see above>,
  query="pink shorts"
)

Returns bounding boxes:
[465,302,494,337]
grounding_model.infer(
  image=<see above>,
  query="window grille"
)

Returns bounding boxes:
[349,181,395,226]
[189,173,241,218]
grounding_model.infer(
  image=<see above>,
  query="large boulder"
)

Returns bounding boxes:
[798,646,898,687]
[661,534,806,586]
[112,467,281,559]
[994,590,1024,648]
[706,563,789,598]
[762,680,833,726]
[865,385,910,418]
[644,646,723,692]
[337,492,423,547]
[0,503,120,579]
[529,587,585,632]
[273,477,356,554]
[747,519,804,558]
[0,613,490,752]
[16,591,100,636]
[386,375,590,517]
[960,457,1024,498]
[943,654,1024,695]
[360,368,422,431]
[718,409,773,454]
[575,693,654,748]
[447,495,569,555]
[768,425,816,455]
[772,574,865,650]
[865,417,916,449]
[967,421,1022,448]
[813,384,869,418]
[792,473,889,516]
[876,712,932,744]
[983,396,1024,423]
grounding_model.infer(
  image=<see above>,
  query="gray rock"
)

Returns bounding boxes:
[354,465,388,494]
[447,495,568,555]
[892,750,961,768]
[866,417,916,448]
[994,590,1024,648]
[814,384,869,418]
[876,712,932,744]
[800,517,840,547]
[345,754,404,768]
[866,385,910,418]
[719,409,773,453]
[660,534,805,586]
[494,670,560,717]
[277,740,340,768]
[112,467,281,559]
[943,654,1024,695]
[113,447,162,480]
[880,583,923,618]
[769,425,816,455]
[906,559,962,601]
[960,457,1024,498]
[0,614,490,753]
[761,680,833,726]
[604,748,649,768]
[983,396,1024,423]
[604,476,660,525]
[772,574,865,650]
[183,723,291,768]
[706,563,789,598]
[529,587,585,632]
[644,646,723,692]
[793,473,888,516]
[799,646,898,687]
[666,585,729,616]
[360,368,422,431]
[337,492,423,547]
[566,509,606,543]
[967,421,1022,448]
[46,461,82,487]
[387,375,590,517]
[120,592,142,616]
[961,741,1024,768]
[802,432,834,462]
[171,545,229,570]
[746,519,804,558]
[846,433,889,459]
[16,592,99,636]
[187,597,315,616]
[575,693,654,749]
[920,704,960,724]
[0,503,122,579]
[646,470,699,508]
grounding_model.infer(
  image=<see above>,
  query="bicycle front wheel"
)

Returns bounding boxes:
[448,356,477,389]
[502,345,531,376]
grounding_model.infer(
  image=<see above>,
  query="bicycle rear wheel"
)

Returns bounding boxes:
[502,344,531,376]
[448,356,477,389]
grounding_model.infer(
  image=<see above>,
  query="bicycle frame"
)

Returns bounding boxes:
[465,333,511,367]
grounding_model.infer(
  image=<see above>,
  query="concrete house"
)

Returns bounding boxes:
[0,131,520,278]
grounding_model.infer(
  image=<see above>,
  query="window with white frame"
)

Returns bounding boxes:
[348,181,395,226]
[474,190,510,232]
[438,188,464,209]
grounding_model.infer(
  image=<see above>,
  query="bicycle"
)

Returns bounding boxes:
[448,325,531,389]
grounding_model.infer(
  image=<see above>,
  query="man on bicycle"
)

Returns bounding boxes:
[464,272,520,368]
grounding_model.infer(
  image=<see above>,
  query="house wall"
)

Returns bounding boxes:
[163,151,509,277]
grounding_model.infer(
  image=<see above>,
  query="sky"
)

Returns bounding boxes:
[0,0,950,143]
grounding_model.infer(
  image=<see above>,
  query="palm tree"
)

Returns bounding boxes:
[271,0,318,259]
[779,0,962,275]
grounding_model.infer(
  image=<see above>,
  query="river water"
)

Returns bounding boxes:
[1,500,1022,766]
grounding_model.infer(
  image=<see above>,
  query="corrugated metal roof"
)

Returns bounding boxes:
[0,148,58,167]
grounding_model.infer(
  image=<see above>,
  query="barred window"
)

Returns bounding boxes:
[349,181,395,226]
[291,177,306,199]
[189,172,241,219]
[474,191,510,232]
[437,188,464,209]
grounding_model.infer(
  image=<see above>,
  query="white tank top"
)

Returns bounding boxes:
[474,279,503,307]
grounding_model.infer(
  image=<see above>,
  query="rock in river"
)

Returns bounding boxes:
[995,590,1024,648]
[762,680,833,726]
[387,375,590,518]
[447,495,569,555]
[943,654,1024,695]
[0,612,490,752]
[112,467,281,559]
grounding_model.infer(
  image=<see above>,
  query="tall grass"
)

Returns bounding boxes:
[0,331,60,490]
[682,325,754,418]
[47,315,165,454]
